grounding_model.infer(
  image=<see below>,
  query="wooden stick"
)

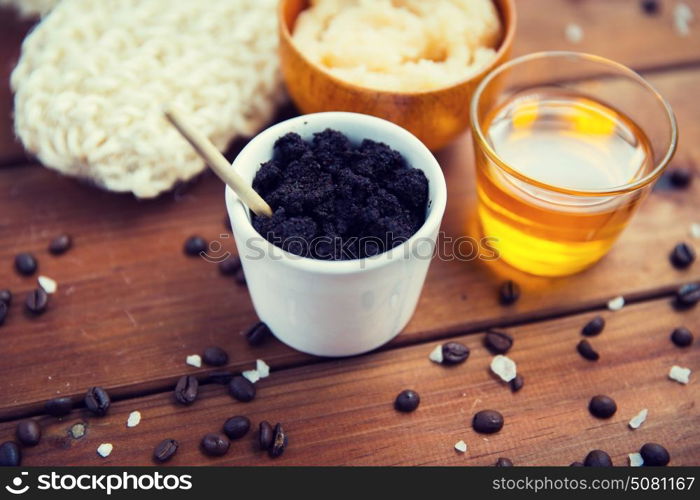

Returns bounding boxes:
[164,107,272,217]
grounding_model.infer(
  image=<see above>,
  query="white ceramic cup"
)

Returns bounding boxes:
[225,112,447,356]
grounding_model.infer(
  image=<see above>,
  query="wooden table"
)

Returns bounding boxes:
[0,0,698,466]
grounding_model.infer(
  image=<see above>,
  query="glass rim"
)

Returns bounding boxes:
[469,51,678,197]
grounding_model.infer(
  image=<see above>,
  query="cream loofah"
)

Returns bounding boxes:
[11,0,283,198]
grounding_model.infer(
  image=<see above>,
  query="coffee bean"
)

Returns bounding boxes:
[394,389,420,413]
[484,330,513,354]
[15,420,41,446]
[201,433,230,457]
[0,289,11,306]
[577,340,599,361]
[184,236,207,256]
[25,288,48,315]
[259,421,273,450]
[206,370,234,385]
[670,242,696,269]
[588,395,617,419]
[0,301,7,326]
[674,283,700,309]
[14,252,37,276]
[670,327,694,347]
[582,316,605,336]
[223,416,251,440]
[45,397,72,417]
[234,267,247,286]
[270,423,288,458]
[218,256,242,276]
[441,342,470,364]
[153,439,179,463]
[229,375,256,402]
[499,280,520,305]
[85,387,111,416]
[641,0,659,15]
[244,322,271,346]
[495,457,513,467]
[472,410,504,434]
[49,234,72,255]
[203,346,229,367]
[174,375,198,405]
[509,374,524,392]
[640,442,670,466]
[669,167,692,188]
[0,441,21,466]
[584,449,612,467]
[569,461,584,467]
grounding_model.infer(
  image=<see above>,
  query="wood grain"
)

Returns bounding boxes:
[0,297,696,466]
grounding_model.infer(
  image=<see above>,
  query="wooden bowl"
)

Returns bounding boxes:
[278,0,516,151]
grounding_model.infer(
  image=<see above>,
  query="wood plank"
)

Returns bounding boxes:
[0,297,697,466]
[1,66,699,418]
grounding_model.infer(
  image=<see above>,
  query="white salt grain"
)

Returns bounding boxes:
[454,440,468,453]
[242,369,260,384]
[70,423,86,439]
[256,359,270,378]
[669,365,691,384]
[565,23,583,43]
[38,275,57,294]
[628,408,648,429]
[690,222,700,239]
[607,296,625,311]
[429,345,444,364]
[97,443,113,458]
[185,354,201,368]
[126,410,141,428]
[490,355,517,382]
[674,2,694,36]
[628,452,644,467]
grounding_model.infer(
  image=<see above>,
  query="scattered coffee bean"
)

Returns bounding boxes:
[203,346,229,367]
[577,340,600,361]
[641,0,659,15]
[495,457,513,467]
[218,256,242,276]
[584,449,612,467]
[669,167,692,188]
[581,316,605,336]
[472,410,504,434]
[510,374,524,392]
[244,321,271,346]
[484,330,513,354]
[15,420,41,446]
[153,439,179,463]
[234,267,246,286]
[270,423,288,458]
[25,288,48,315]
[174,375,198,405]
[670,242,696,269]
[588,395,617,419]
[184,236,207,256]
[674,283,700,309]
[207,370,234,385]
[229,375,256,402]
[569,461,584,467]
[0,301,7,326]
[200,433,230,457]
[0,441,21,466]
[49,234,72,255]
[85,387,111,416]
[670,327,694,347]
[640,442,670,466]
[14,252,37,276]
[394,389,420,413]
[45,397,73,417]
[259,421,273,450]
[441,342,470,365]
[0,289,11,305]
[499,280,520,305]
[223,416,251,440]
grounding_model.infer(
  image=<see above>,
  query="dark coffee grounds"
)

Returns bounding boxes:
[251,129,429,260]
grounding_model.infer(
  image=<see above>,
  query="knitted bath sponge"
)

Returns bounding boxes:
[11,0,282,198]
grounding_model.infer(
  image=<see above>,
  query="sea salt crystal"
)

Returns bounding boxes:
[242,369,260,383]
[669,365,691,384]
[70,423,86,439]
[454,440,468,453]
[185,354,201,368]
[38,275,57,294]
[690,223,700,239]
[674,2,694,36]
[429,345,443,364]
[490,355,517,382]
[628,452,644,467]
[256,359,270,378]
[565,23,583,43]
[628,408,648,429]
[127,410,141,428]
[607,296,625,311]
[97,443,113,458]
